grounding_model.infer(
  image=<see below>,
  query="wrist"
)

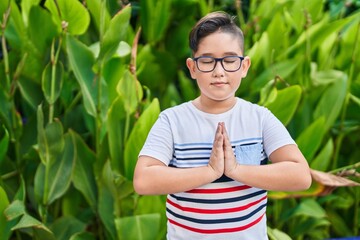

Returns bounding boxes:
[225,162,239,179]
[206,164,222,181]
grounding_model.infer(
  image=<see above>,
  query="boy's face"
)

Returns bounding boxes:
[186,31,250,103]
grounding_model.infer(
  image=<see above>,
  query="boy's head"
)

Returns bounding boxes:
[189,11,244,55]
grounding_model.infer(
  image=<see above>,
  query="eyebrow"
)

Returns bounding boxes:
[198,52,240,57]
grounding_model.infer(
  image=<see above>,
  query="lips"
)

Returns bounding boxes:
[211,82,228,86]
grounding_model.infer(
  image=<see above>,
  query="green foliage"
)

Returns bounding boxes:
[0,0,359,239]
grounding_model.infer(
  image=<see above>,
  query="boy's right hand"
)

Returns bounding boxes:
[208,122,225,179]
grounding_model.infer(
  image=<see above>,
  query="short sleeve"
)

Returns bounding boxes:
[262,108,296,157]
[138,113,174,165]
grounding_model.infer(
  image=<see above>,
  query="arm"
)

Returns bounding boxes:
[133,123,225,195]
[223,126,312,191]
[133,156,218,195]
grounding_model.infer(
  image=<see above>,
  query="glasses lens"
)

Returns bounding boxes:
[196,57,216,72]
[222,56,241,72]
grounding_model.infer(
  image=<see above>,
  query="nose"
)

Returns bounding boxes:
[212,59,225,77]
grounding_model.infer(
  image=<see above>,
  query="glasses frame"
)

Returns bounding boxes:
[192,56,245,73]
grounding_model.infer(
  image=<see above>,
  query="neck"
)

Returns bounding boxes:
[193,96,237,114]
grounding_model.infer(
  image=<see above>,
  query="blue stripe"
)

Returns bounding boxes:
[166,203,267,224]
[175,147,212,151]
[169,190,267,204]
[174,138,262,148]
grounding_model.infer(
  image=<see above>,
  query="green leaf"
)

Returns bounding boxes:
[286,199,327,220]
[313,71,347,131]
[28,5,60,53]
[296,117,326,161]
[85,0,111,35]
[45,0,90,35]
[4,200,25,221]
[117,70,142,115]
[98,161,117,240]
[140,0,171,43]
[0,186,12,240]
[70,130,97,210]
[42,61,64,105]
[69,232,96,240]
[0,125,9,165]
[265,85,302,126]
[20,0,41,26]
[115,214,161,240]
[66,34,97,117]
[267,227,292,240]
[107,97,126,172]
[310,138,333,171]
[285,11,360,56]
[37,111,65,166]
[17,76,44,109]
[35,134,75,205]
[12,214,51,232]
[124,98,160,180]
[99,4,131,61]
[50,216,86,240]
[252,59,299,91]
[178,71,198,102]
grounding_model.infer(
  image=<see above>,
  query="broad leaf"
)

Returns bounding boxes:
[117,70,143,115]
[50,216,86,240]
[45,0,90,35]
[34,134,75,205]
[124,98,160,179]
[107,97,126,172]
[42,61,64,105]
[115,214,160,240]
[140,0,171,43]
[311,139,333,171]
[99,4,131,61]
[98,161,117,240]
[296,117,326,161]
[314,71,347,131]
[0,125,9,165]
[28,5,60,53]
[66,34,97,117]
[70,130,97,210]
[265,85,302,126]
[0,186,11,240]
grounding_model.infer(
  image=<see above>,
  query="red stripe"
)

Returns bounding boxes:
[186,185,251,194]
[168,213,265,234]
[167,195,267,214]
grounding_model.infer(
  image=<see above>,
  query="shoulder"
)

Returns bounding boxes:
[160,101,194,118]
[236,97,271,116]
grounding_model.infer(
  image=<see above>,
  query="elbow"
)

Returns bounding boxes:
[302,173,312,190]
[296,169,312,191]
[133,176,148,195]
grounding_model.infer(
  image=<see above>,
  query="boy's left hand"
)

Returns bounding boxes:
[221,123,238,178]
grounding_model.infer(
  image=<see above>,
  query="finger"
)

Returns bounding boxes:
[222,123,233,151]
[214,122,224,148]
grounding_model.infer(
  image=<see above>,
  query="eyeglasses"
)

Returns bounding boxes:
[192,56,244,73]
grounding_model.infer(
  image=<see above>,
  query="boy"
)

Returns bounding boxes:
[133,11,311,240]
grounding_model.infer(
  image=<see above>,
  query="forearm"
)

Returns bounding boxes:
[133,163,218,195]
[227,161,311,191]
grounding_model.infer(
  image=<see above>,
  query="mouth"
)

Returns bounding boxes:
[211,82,228,86]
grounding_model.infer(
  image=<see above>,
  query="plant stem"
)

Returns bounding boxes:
[1,7,11,91]
[1,170,18,180]
[329,161,360,174]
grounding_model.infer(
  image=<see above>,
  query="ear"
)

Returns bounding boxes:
[240,56,251,78]
[186,58,197,79]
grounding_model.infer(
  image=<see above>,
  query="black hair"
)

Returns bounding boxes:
[189,11,244,54]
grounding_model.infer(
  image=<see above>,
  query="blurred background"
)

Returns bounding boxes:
[0,0,360,239]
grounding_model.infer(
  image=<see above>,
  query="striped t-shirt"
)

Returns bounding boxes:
[139,97,295,240]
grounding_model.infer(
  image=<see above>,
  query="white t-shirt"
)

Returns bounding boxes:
[139,97,295,240]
